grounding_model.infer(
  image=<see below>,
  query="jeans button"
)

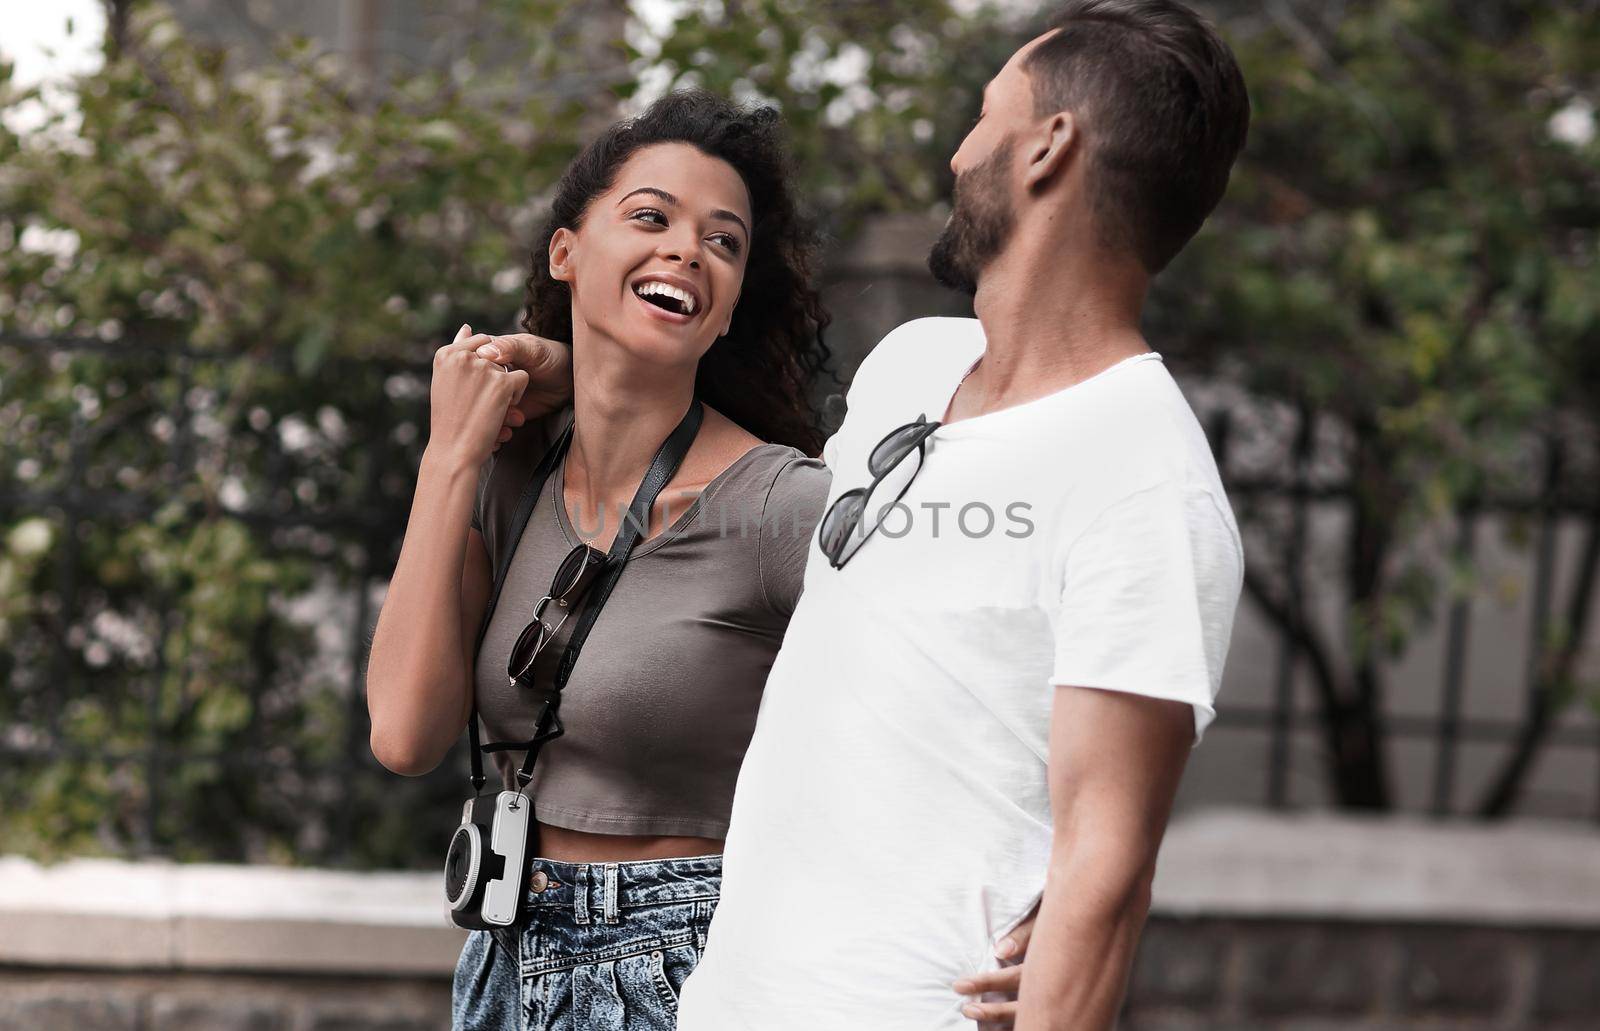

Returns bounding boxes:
[530,870,549,892]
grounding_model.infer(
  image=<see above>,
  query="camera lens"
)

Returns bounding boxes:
[445,823,482,909]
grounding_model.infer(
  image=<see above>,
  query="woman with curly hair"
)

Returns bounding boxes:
[365,89,835,1030]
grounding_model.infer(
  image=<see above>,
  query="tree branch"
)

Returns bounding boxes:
[1477,497,1600,816]
[1242,564,1346,721]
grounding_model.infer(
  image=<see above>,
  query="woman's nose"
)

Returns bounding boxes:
[661,235,702,270]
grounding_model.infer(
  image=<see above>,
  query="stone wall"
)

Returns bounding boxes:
[0,970,448,1031]
[1122,919,1599,1029]
[5,810,1598,1030]
[6,922,1596,1030]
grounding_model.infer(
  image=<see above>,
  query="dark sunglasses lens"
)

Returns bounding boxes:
[819,491,866,559]
[508,617,550,675]
[552,545,597,598]
[868,421,928,478]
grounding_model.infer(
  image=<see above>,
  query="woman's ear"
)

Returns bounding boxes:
[548,228,576,283]
[1022,111,1077,193]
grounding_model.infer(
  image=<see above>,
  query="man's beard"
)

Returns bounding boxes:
[927,136,1017,296]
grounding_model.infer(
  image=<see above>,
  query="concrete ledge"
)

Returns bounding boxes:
[3,808,1597,977]
[0,858,463,975]
[1152,808,1600,927]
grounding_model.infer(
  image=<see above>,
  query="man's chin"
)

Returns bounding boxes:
[927,237,977,296]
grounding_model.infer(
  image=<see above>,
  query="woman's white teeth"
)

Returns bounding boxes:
[634,281,697,315]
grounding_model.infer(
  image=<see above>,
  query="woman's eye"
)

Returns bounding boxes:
[630,208,667,225]
[711,234,742,255]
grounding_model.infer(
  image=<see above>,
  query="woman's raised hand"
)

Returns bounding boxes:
[428,323,530,468]
[470,332,574,452]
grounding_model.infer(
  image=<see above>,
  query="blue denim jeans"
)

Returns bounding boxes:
[451,853,721,1030]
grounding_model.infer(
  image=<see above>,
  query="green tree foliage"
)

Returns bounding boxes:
[0,0,1017,865]
[626,0,1015,229]
[2,0,1596,866]
[1150,0,1600,810]
[0,0,598,863]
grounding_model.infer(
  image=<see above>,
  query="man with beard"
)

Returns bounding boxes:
[671,2,1250,1028]
[479,2,1250,1027]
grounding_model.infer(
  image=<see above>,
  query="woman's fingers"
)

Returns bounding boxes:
[473,332,563,373]
[497,407,524,437]
[432,322,534,461]
[439,324,491,356]
[504,367,529,408]
[472,333,573,420]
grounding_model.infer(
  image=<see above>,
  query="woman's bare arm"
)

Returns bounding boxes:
[366,329,524,776]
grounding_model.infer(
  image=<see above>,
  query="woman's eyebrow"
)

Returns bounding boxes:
[710,208,749,236]
[618,186,676,208]
[618,186,749,237]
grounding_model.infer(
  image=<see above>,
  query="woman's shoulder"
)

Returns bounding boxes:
[680,440,826,533]
[697,406,827,496]
[720,438,828,487]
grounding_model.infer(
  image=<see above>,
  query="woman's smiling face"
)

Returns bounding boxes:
[550,142,753,368]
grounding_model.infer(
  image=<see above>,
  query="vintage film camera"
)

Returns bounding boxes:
[444,789,533,929]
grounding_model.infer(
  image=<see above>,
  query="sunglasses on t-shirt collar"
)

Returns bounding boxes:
[817,414,941,570]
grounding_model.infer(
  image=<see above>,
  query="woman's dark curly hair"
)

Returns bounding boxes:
[521,90,835,455]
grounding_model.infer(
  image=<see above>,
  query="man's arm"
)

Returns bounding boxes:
[976,686,1192,1030]
[960,478,1239,1027]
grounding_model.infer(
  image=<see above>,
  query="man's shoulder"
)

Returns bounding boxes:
[849,316,984,396]
[1063,360,1232,508]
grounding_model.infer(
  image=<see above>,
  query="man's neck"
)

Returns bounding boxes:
[949,236,1150,425]
[564,330,699,508]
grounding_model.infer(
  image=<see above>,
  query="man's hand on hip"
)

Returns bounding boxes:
[952,903,1039,1028]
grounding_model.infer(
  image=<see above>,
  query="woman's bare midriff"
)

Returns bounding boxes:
[535,820,724,862]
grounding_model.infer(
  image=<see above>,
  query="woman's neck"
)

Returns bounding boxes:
[563,331,699,516]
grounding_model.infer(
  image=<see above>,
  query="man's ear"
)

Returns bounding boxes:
[548,227,576,283]
[1022,111,1076,193]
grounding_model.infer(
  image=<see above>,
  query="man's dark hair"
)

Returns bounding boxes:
[1025,0,1249,273]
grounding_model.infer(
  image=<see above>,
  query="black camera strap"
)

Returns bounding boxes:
[465,395,704,793]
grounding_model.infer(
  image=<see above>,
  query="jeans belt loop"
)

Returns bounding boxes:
[603,863,621,925]
[574,863,592,926]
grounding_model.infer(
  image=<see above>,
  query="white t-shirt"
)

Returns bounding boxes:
[676,317,1244,1030]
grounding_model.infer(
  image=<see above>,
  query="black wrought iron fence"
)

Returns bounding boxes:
[1197,399,1600,821]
